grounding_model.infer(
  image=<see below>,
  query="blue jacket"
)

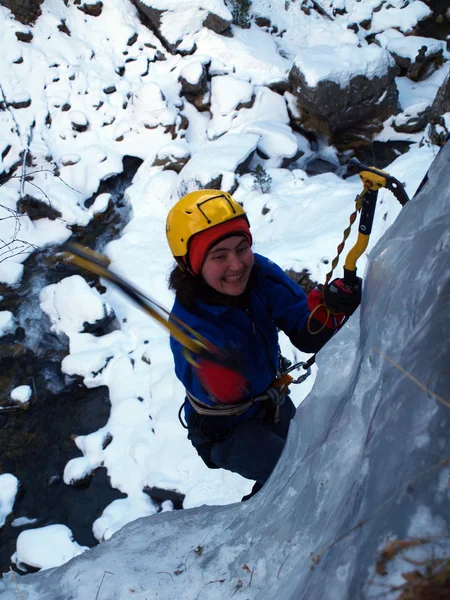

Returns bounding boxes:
[169,254,310,424]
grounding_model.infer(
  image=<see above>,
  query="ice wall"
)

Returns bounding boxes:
[1,143,449,599]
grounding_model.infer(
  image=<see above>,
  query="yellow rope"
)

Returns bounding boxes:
[324,191,366,289]
[307,189,366,335]
[307,301,331,335]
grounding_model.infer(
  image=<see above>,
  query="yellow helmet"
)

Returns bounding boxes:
[166,190,247,258]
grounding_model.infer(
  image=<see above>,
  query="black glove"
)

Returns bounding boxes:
[323,276,362,317]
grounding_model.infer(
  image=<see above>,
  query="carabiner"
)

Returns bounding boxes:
[283,361,311,384]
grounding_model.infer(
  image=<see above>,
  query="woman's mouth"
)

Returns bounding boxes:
[223,273,244,283]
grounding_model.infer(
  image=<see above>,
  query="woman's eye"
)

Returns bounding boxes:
[213,254,226,261]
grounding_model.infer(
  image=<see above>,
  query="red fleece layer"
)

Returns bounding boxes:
[187,217,252,275]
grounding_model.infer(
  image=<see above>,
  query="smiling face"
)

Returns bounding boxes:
[201,235,254,296]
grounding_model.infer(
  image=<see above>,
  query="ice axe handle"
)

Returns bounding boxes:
[343,266,358,287]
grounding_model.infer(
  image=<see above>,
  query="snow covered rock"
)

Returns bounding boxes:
[288,43,399,139]
[132,81,185,138]
[10,385,32,409]
[179,59,209,96]
[0,474,19,529]
[76,2,104,18]
[153,141,191,171]
[0,311,15,337]
[12,524,88,571]
[174,132,259,195]
[385,35,446,82]
[131,0,231,51]
[39,275,114,336]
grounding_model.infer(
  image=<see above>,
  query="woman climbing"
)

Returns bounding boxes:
[166,190,361,500]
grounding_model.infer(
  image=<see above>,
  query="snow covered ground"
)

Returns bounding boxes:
[0,0,448,573]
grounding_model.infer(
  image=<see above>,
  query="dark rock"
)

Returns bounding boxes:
[360,18,372,30]
[127,32,138,46]
[15,31,33,42]
[389,44,444,81]
[305,157,341,176]
[267,79,289,94]
[202,11,231,34]
[81,309,117,336]
[3,0,43,24]
[103,85,116,95]
[77,2,103,17]
[143,486,185,510]
[428,119,449,146]
[71,119,88,133]
[179,63,208,96]
[7,97,31,109]
[288,51,399,140]
[16,195,62,221]
[393,107,430,133]
[131,1,164,38]
[131,0,230,50]
[184,90,211,112]
[255,16,271,27]
[57,19,71,35]
[236,94,256,111]
[61,103,71,112]
[429,71,450,123]
[13,56,24,64]
[153,152,190,172]
[280,147,305,169]
[101,433,113,449]
[2,145,12,160]
[61,156,80,166]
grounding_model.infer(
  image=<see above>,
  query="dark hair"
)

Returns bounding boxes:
[168,263,253,311]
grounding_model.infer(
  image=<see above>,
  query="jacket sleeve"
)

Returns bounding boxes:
[258,257,336,354]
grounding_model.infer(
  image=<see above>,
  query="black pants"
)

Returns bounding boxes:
[187,398,296,485]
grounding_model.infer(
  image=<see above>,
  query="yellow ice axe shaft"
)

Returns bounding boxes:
[62,242,216,359]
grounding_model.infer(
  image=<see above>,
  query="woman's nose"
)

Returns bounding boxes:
[228,251,243,269]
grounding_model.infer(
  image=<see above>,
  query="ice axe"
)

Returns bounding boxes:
[327,158,410,288]
[301,159,410,374]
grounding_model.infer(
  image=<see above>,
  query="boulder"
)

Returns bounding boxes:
[153,141,191,172]
[288,44,399,141]
[392,103,430,134]
[385,36,446,81]
[76,1,103,17]
[131,0,231,51]
[179,60,209,96]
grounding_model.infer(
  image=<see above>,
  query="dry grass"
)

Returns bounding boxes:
[368,539,450,599]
